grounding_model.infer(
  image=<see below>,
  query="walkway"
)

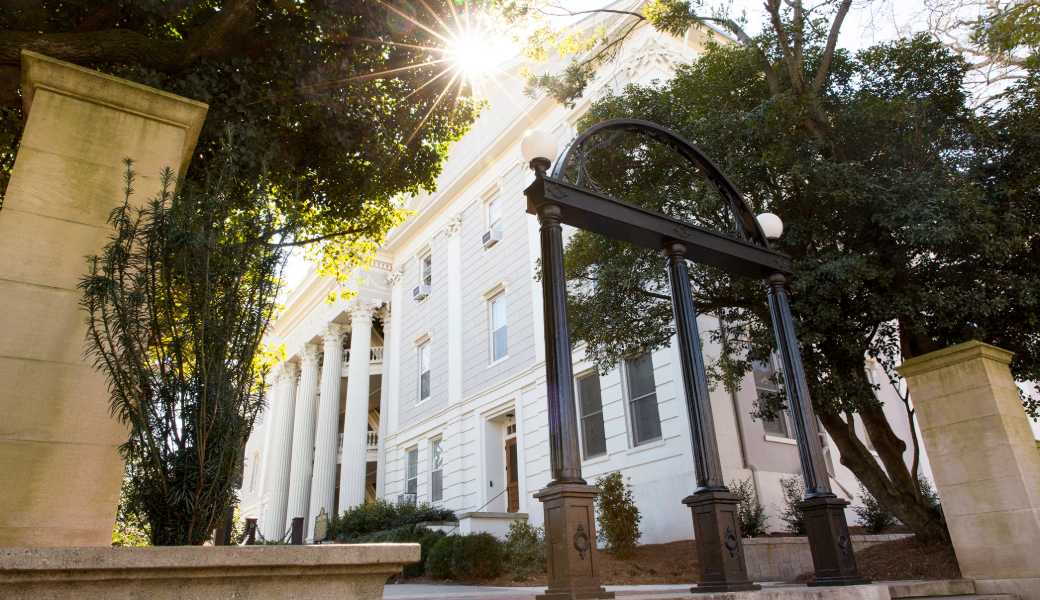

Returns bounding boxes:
[383,582,798,600]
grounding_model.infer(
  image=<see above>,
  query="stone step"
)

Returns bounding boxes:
[889,581,978,598]
[897,595,1018,600]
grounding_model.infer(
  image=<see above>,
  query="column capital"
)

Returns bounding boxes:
[275,361,299,384]
[441,211,463,239]
[386,265,405,288]
[319,323,346,346]
[299,343,321,368]
[346,297,378,325]
[375,304,391,327]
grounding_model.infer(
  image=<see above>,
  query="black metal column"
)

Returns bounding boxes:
[534,201,613,600]
[664,242,760,593]
[764,272,869,586]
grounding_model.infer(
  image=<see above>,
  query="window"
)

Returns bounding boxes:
[488,196,503,231]
[418,343,431,401]
[421,253,432,287]
[625,354,662,445]
[577,372,607,459]
[406,448,419,495]
[753,357,790,437]
[490,293,508,361]
[429,438,444,502]
[249,452,261,492]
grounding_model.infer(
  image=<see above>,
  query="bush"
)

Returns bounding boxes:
[351,524,446,578]
[774,475,807,535]
[730,477,768,537]
[452,532,504,579]
[594,471,642,558]
[854,483,898,534]
[503,520,546,581]
[327,499,456,542]
[426,535,458,579]
[919,476,945,525]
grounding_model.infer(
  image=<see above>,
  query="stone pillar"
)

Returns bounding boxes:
[285,344,321,529]
[898,341,1040,592]
[261,362,299,541]
[375,304,392,498]
[308,323,345,537]
[338,299,378,515]
[0,52,207,547]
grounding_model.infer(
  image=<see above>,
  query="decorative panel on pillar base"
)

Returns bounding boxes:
[683,491,761,593]
[798,496,871,587]
[534,484,614,600]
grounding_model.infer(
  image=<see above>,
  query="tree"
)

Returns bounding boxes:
[81,153,299,545]
[548,29,1038,545]
[1,0,483,283]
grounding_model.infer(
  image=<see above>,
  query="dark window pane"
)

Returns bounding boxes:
[431,470,443,501]
[493,326,508,360]
[406,477,417,495]
[582,413,607,458]
[421,371,431,400]
[762,409,789,437]
[752,360,778,392]
[632,394,662,444]
[577,374,602,417]
[626,354,656,398]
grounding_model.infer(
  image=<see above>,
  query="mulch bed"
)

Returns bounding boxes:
[790,535,961,583]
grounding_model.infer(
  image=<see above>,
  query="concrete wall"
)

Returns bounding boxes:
[0,52,206,546]
[743,534,911,582]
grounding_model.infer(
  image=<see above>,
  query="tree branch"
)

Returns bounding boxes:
[810,0,852,92]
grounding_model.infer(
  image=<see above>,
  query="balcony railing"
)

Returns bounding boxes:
[337,432,380,454]
[342,346,384,367]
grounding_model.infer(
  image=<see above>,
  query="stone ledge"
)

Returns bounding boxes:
[0,544,419,600]
[456,512,528,520]
[897,340,1015,378]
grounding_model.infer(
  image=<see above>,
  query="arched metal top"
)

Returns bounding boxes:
[551,118,771,249]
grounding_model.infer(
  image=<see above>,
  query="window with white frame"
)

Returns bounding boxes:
[577,371,607,459]
[488,195,503,231]
[421,253,432,287]
[753,356,791,437]
[249,452,260,492]
[625,353,662,445]
[406,448,419,495]
[418,342,431,402]
[490,293,507,362]
[429,438,444,502]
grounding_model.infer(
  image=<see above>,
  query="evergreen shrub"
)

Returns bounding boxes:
[425,535,458,579]
[853,483,898,534]
[775,475,807,535]
[452,532,504,579]
[730,477,768,537]
[594,471,642,557]
[503,520,546,581]
[351,524,445,577]
[327,499,456,542]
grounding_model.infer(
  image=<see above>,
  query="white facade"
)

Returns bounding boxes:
[238,13,932,544]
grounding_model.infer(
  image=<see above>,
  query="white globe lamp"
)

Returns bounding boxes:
[521,129,558,175]
[756,212,783,241]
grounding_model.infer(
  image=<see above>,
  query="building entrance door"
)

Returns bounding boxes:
[505,437,519,512]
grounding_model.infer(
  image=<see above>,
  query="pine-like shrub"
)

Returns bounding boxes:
[426,535,458,579]
[503,520,546,581]
[774,475,807,535]
[351,524,445,577]
[730,477,768,537]
[327,499,456,541]
[853,483,898,534]
[594,471,642,557]
[452,532,505,579]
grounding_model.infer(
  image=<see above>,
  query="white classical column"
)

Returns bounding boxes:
[284,343,321,527]
[261,362,299,540]
[445,213,463,405]
[386,267,405,447]
[308,323,346,538]
[375,304,392,498]
[338,298,379,514]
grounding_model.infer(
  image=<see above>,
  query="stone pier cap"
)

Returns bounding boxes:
[0,544,420,600]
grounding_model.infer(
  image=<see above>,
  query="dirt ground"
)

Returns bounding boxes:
[390,531,960,587]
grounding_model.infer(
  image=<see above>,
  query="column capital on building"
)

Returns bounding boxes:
[299,343,321,368]
[375,303,391,327]
[441,211,463,239]
[275,361,299,385]
[319,323,346,346]
[346,297,379,325]
[386,265,405,288]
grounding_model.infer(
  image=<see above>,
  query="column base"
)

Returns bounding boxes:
[534,484,615,600]
[797,496,871,587]
[683,490,761,593]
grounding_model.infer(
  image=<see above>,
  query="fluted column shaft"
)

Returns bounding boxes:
[375,304,391,498]
[663,242,727,492]
[536,203,583,485]
[285,344,321,527]
[308,324,345,537]
[261,362,298,540]
[338,300,377,514]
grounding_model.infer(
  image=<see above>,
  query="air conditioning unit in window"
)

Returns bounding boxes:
[412,284,431,301]
[397,493,417,506]
[481,229,502,248]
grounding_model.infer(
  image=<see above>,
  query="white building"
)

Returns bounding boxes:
[239,8,931,544]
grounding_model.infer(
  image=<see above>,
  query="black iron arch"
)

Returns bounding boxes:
[551,118,771,249]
